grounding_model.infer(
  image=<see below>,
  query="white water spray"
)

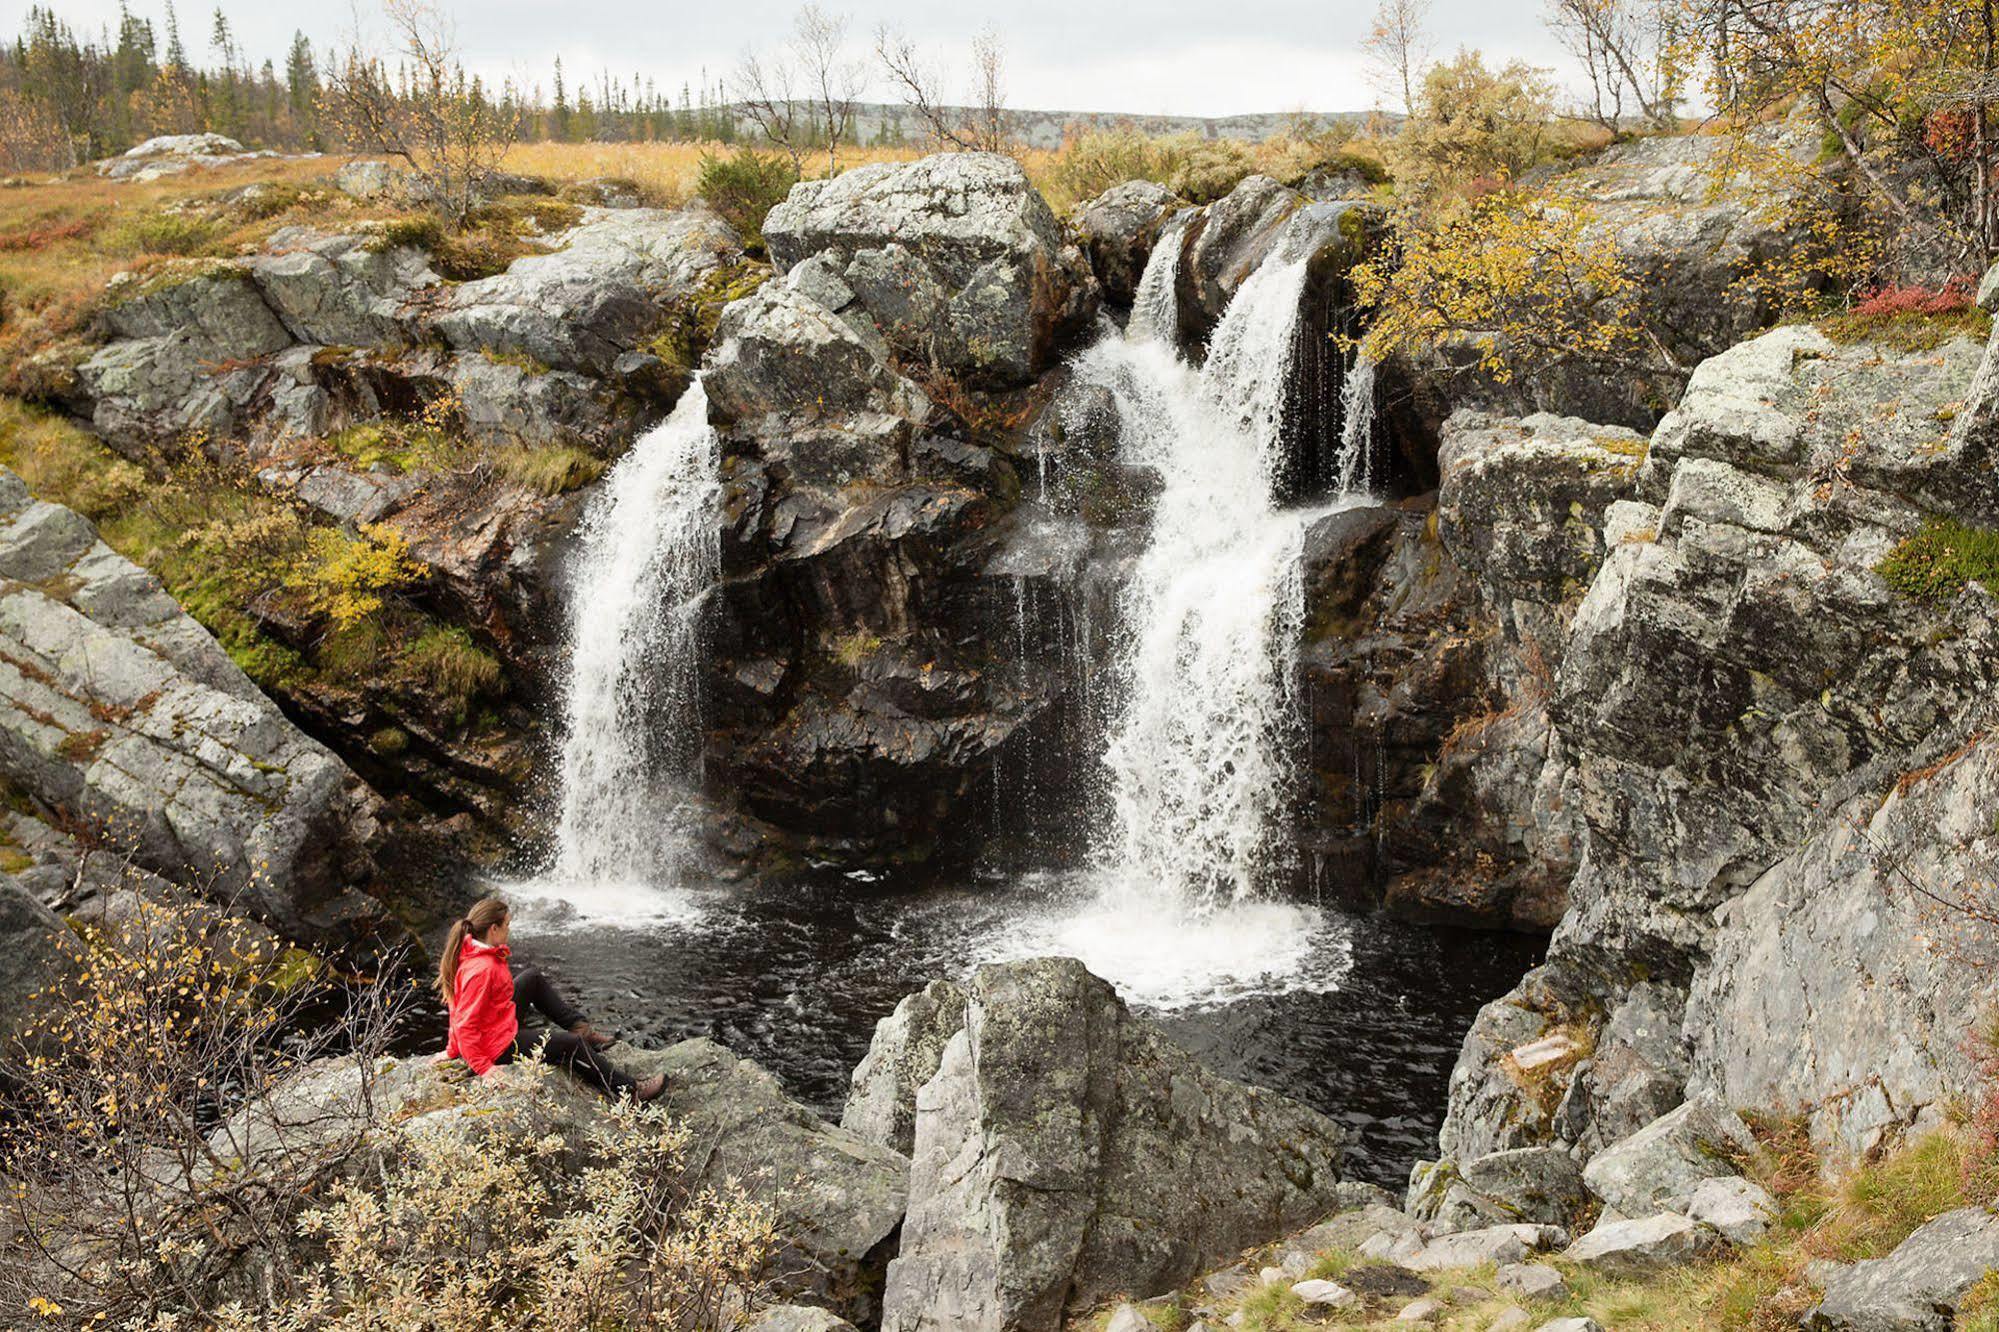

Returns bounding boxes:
[539,381,720,917]
[994,215,1372,1004]
[1336,355,1379,497]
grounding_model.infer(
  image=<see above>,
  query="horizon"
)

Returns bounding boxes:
[1,0,1576,122]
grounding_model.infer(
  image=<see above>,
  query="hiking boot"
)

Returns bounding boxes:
[570,1021,616,1050]
[634,1073,667,1103]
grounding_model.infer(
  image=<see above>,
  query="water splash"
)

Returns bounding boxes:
[534,381,721,920]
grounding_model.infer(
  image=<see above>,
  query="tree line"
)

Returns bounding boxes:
[0,0,747,172]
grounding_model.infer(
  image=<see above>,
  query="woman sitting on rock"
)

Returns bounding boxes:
[439,895,666,1101]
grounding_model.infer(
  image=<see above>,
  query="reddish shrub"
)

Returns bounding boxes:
[1849,278,1977,320]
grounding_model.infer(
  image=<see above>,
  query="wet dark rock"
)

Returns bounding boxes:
[1073,179,1187,307]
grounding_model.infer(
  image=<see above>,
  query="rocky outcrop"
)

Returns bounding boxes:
[700,156,1126,861]
[763,153,1097,387]
[214,1038,908,1319]
[0,469,386,946]
[98,133,280,182]
[879,958,1347,1332]
[1425,310,1999,1191]
[1293,409,1640,929]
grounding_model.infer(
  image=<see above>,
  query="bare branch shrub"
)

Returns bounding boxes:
[736,4,867,176]
[875,24,1014,153]
[319,0,521,225]
[0,877,415,1325]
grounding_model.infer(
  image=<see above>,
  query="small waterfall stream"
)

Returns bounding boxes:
[541,380,720,916]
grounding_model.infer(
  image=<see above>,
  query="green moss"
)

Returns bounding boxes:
[1877,519,1999,603]
[492,443,605,495]
[480,345,552,376]
[646,259,772,370]
[409,625,503,721]
[101,211,223,257]
[1820,307,1993,352]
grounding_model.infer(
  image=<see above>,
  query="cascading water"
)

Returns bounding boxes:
[534,380,720,919]
[985,212,1377,1004]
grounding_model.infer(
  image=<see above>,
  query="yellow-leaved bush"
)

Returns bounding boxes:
[1351,188,1647,382]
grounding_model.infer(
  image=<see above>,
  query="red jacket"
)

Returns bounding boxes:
[445,936,517,1074]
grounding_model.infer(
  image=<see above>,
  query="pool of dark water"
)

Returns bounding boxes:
[510,868,1543,1189]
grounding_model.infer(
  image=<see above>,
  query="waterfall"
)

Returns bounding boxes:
[1075,216,1364,914]
[1128,211,1191,343]
[1336,355,1379,497]
[546,380,720,902]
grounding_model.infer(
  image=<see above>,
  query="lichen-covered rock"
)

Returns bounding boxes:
[432,205,744,376]
[0,470,385,945]
[1683,1176,1776,1246]
[1564,1212,1726,1274]
[748,1308,859,1332]
[705,277,932,429]
[879,958,1346,1332]
[1437,411,1647,604]
[99,133,271,181]
[841,978,968,1155]
[1579,1095,1756,1217]
[1074,179,1187,306]
[78,264,293,449]
[247,227,439,347]
[1808,1207,1999,1331]
[763,153,1096,386]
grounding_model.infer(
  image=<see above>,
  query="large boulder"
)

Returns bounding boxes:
[0,470,385,946]
[432,205,745,377]
[880,958,1347,1332]
[1563,1212,1726,1275]
[841,978,968,1155]
[1808,1207,1999,1331]
[763,153,1096,386]
[1073,179,1186,307]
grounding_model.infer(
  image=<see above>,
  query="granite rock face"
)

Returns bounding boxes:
[880,958,1347,1332]
[0,875,76,1052]
[1808,1207,1999,1331]
[0,469,385,945]
[1426,314,1999,1193]
[763,153,1097,386]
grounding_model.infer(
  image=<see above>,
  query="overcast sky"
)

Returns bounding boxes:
[5,0,1576,119]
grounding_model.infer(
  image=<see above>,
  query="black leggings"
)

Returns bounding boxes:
[495,967,636,1096]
